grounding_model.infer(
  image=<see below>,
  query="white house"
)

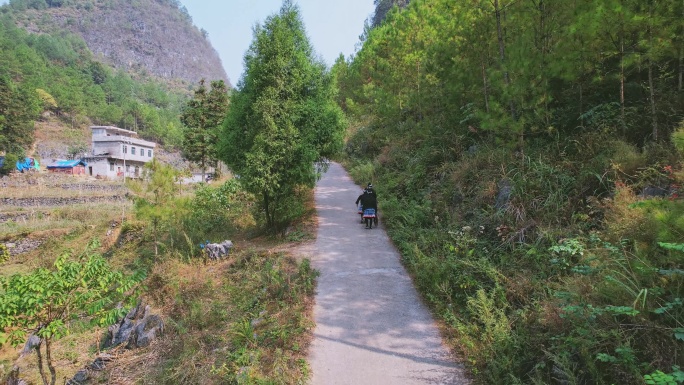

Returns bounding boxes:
[83,126,157,179]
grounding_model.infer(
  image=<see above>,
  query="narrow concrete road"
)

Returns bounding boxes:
[308,163,469,384]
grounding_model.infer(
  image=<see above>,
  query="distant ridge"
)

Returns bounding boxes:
[5,0,230,87]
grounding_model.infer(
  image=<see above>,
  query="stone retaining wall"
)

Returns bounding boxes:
[1,195,126,207]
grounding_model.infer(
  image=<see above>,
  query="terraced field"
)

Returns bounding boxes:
[0,172,130,274]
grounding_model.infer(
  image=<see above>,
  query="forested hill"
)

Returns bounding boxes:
[337,0,684,384]
[1,0,229,86]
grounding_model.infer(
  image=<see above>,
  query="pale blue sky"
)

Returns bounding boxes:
[0,0,375,84]
[181,1,375,84]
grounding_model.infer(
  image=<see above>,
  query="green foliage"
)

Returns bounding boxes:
[180,79,229,177]
[131,158,180,257]
[0,75,40,153]
[179,178,254,252]
[0,241,141,385]
[0,153,18,176]
[644,369,680,385]
[338,0,684,381]
[673,123,684,157]
[0,18,186,149]
[219,1,345,233]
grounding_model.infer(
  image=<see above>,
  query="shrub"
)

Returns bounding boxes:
[0,153,18,176]
[0,241,141,385]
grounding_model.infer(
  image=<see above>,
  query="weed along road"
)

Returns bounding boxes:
[308,162,469,384]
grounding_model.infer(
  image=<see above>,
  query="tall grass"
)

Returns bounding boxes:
[144,252,317,384]
[344,127,684,384]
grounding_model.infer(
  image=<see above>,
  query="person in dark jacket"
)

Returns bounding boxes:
[361,183,379,228]
[355,188,367,223]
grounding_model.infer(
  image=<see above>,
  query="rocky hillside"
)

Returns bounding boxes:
[3,0,230,87]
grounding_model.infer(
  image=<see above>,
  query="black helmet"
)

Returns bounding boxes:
[367,183,373,189]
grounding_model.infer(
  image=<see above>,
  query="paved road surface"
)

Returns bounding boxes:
[308,163,469,384]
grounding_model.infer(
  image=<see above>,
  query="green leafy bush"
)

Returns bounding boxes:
[0,241,142,385]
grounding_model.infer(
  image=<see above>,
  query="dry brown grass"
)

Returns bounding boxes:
[603,184,658,243]
[1,171,321,384]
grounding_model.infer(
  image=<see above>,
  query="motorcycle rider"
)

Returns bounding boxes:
[355,188,367,223]
[361,183,378,228]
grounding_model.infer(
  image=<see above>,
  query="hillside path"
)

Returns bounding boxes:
[308,162,469,384]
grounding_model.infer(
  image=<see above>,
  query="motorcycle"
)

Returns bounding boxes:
[362,208,377,229]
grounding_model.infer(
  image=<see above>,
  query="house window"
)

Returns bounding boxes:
[126,165,130,172]
[131,147,136,155]
[123,145,127,154]
[148,149,152,157]
[110,163,114,171]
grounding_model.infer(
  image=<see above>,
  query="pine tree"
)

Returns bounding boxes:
[219,0,345,233]
[180,79,229,181]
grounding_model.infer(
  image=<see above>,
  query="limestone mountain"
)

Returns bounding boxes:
[3,0,230,87]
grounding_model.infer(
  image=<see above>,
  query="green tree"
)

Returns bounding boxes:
[219,0,345,232]
[0,242,140,385]
[180,79,229,181]
[0,75,39,153]
[132,158,180,257]
[0,153,18,176]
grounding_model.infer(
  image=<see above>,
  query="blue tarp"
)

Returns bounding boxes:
[47,159,87,169]
[16,157,39,172]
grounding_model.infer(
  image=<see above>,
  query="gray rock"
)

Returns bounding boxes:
[205,240,234,260]
[495,179,513,209]
[251,310,268,328]
[109,318,136,348]
[4,238,43,257]
[641,185,669,197]
[20,335,41,356]
[105,301,164,349]
[89,354,113,370]
[71,369,89,383]
[134,314,164,347]
[0,195,125,208]
[5,365,28,385]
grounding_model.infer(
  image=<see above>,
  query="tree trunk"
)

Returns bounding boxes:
[648,3,658,141]
[648,60,658,141]
[482,59,490,113]
[579,83,584,127]
[201,152,206,182]
[36,340,49,385]
[538,0,550,127]
[494,0,507,83]
[45,338,56,385]
[680,0,683,92]
[153,219,158,257]
[619,5,626,133]
[679,44,683,92]
[263,192,272,228]
[494,0,517,119]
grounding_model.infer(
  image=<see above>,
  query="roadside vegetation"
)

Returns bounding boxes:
[337,0,684,384]
[1,165,318,384]
[2,2,336,384]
